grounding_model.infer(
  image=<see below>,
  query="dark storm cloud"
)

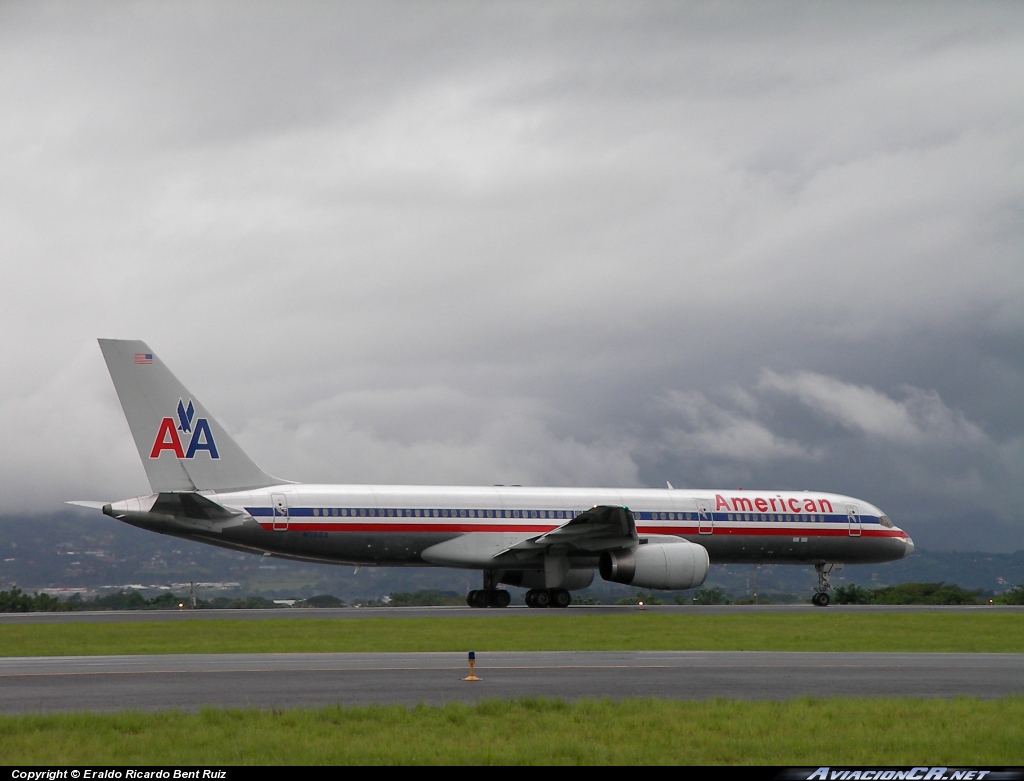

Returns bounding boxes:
[0,3,1021,550]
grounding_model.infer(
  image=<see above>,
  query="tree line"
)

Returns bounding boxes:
[0,587,344,612]
[1,582,1023,611]
[833,581,1024,605]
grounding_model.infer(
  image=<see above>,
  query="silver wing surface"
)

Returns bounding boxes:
[420,505,638,567]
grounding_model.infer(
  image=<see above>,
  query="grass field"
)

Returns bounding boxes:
[3,612,1022,765]
[2,697,1023,764]
[1,612,1022,655]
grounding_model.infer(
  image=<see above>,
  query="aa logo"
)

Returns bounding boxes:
[149,399,219,459]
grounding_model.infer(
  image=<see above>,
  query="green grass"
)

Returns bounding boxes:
[2,613,1022,656]
[4,614,1020,765]
[2,697,1022,764]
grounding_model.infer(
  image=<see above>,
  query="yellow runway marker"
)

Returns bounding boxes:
[463,650,480,681]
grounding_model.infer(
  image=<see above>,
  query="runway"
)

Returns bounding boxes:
[3,607,1021,714]
[2,651,1022,713]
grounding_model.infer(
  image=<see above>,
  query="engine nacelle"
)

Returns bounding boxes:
[599,540,709,590]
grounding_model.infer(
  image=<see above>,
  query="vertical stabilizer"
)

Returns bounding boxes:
[99,339,278,492]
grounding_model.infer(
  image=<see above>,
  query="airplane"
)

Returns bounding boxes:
[69,339,915,608]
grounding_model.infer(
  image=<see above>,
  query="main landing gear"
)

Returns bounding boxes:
[812,562,834,607]
[465,572,573,608]
[525,588,571,608]
[466,589,511,608]
[466,570,512,609]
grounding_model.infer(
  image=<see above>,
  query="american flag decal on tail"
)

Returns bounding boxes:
[134,353,153,365]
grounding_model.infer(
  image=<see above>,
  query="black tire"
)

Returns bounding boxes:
[468,590,489,608]
[490,589,511,608]
[552,589,571,608]
[533,589,551,608]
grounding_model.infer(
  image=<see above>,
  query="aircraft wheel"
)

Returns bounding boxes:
[551,589,571,608]
[468,589,489,608]
[489,589,511,608]
[527,589,550,608]
[812,592,830,607]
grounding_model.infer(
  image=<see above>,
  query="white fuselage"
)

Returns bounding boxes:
[109,483,914,569]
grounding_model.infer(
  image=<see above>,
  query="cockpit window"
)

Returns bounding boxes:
[879,515,894,528]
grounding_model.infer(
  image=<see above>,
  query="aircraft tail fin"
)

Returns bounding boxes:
[99,339,279,493]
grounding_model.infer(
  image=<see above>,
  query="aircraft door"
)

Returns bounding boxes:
[847,504,861,537]
[696,498,713,535]
[272,493,289,532]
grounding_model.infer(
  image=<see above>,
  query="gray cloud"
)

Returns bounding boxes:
[0,3,1021,550]
[758,370,988,447]
[658,389,820,463]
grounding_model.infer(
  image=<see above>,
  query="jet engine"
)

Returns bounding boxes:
[599,539,709,590]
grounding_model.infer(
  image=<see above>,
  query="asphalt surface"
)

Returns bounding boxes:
[2,651,1022,713]
[3,606,1021,714]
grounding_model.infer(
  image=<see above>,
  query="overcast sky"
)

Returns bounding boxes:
[1,2,1022,551]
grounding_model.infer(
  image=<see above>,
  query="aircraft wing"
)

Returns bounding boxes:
[500,505,638,555]
[420,505,638,567]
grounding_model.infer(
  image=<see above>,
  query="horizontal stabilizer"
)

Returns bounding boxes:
[65,500,108,510]
[150,492,242,521]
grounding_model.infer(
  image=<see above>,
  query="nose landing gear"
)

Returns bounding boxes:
[812,562,835,607]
